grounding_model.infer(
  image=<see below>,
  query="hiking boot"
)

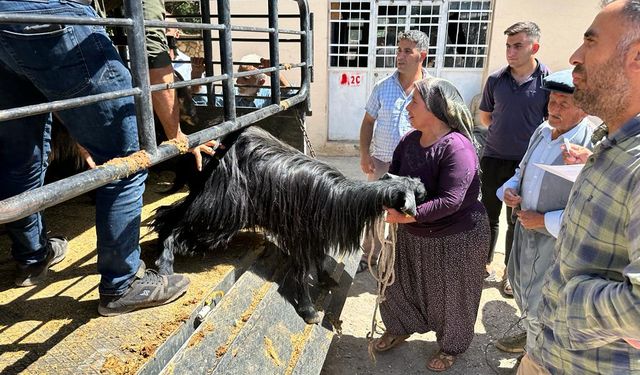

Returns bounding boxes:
[15,237,68,287]
[98,262,190,317]
[495,332,527,353]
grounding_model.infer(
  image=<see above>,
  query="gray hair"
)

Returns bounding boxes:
[600,1,640,54]
[397,30,429,52]
[620,0,640,53]
[504,21,541,42]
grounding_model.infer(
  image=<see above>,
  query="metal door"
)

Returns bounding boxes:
[328,0,492,141]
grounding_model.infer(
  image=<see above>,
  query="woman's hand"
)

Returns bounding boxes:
[385,208,417,224]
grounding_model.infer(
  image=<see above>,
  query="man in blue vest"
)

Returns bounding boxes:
[494,69,592,355]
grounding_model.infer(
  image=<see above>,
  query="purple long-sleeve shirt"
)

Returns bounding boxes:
[389,130,485,237]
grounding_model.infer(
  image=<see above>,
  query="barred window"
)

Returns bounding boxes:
[329,1,371,68]
[329,0,493,70]
[375,4,440,68]
[444,0,492,68]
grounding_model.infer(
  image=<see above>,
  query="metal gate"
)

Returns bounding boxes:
[0,0,312,224]
[328,0,492,141]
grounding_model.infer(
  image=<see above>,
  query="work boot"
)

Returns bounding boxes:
[15,237,68,287]
[495,332,527,353]
[98,262,190,317]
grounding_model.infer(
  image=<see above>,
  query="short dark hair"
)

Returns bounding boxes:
[503,21,541,42]
[397,30,430,52]
[602,0,640,53]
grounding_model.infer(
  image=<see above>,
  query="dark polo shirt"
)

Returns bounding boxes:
[480,61,551,160]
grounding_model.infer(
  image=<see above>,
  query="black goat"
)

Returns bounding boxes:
[152,126,426,323]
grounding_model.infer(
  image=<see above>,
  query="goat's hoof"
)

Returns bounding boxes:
[298,306,321,324]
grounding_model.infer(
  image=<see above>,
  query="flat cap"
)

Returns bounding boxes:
[542,69,574,94]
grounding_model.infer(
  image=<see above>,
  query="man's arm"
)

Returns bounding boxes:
[259,58,291,88]
[150,66,181,139]
[479,110,492,127]
[478,76,494,127]
[561,181,640,342]
[359,113,376,175]
[150,66,216,171]
[189,56,205,94]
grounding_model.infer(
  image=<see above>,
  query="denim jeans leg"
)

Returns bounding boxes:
[0,0,146,294]
[0,62,51,265]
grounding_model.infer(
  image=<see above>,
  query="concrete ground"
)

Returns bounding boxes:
[318,156,523,375]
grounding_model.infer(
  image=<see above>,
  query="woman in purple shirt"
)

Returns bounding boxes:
[372,78,489,372]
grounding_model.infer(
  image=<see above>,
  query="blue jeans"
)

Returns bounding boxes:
[0,0,147,296]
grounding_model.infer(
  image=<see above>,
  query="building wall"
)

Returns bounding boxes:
[484,0,601,78]
[222,0,602,156]
[218,0,334,155]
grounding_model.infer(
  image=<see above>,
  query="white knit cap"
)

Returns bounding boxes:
[239,54,262,65]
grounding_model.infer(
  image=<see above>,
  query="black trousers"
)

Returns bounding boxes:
[480,156,520,266]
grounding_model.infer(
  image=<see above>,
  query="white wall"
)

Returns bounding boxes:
[223,0,603,156]
[215,0,332,154]
[484,0,601,78]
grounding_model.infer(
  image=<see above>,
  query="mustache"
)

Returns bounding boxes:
[573,64,585,75]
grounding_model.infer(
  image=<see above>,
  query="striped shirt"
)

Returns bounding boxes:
[537,115,640,374]
[365,69,429,163]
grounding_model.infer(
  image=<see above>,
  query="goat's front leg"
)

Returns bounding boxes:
[296,270,321,324]
[156,233,176,275]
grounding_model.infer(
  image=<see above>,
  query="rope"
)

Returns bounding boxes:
[365,213,398,362]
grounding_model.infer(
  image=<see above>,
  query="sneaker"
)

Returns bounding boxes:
[495,332,527,353]
[15,237,68,287]
[98,262,190,317]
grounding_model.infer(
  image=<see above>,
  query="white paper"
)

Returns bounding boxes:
[533,163,585,183]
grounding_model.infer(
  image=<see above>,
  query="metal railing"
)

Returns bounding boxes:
[0,0,312,224]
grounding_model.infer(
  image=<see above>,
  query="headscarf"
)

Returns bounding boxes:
[414,78,481,154]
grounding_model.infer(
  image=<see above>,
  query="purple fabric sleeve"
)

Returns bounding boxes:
[414,136,477,222]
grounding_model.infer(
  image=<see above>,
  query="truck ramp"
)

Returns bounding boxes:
[0,170,357,374]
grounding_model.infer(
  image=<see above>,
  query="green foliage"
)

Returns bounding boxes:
[166,1,202,34]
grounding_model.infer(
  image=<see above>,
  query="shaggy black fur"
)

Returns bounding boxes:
[153,126,426,323]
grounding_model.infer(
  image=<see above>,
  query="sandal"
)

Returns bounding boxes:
[426,350,456,372]
[502,279,514,297]
[372,332,410,352]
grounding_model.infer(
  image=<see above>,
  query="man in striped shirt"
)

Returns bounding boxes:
[357,29,431,272]
[518,0,640,373]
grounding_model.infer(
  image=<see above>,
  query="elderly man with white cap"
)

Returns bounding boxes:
[493,69,594,356]
[216,54,291,108]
